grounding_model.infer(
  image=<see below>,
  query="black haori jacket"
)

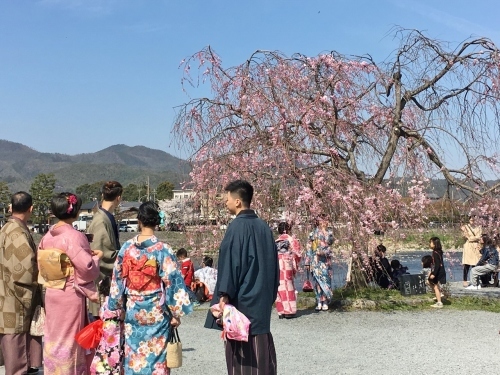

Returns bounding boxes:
[205,209,279,335]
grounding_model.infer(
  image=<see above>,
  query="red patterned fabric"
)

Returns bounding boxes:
[122,255,160,291]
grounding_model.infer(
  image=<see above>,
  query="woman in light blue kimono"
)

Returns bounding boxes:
[107,202,193,375]
[305,217,334,311]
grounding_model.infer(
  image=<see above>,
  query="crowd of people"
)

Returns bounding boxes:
[1,180,500,374]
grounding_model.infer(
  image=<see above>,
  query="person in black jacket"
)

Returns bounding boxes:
[429,237,446,308]
[372,244,392,288]
[467,234,499,290]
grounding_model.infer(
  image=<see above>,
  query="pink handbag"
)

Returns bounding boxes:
[210,304,251,342]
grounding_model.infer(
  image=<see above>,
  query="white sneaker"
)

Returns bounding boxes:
[433,293,445,301]
[466,284,481,290]
[315,304,322,311]
[431,302,443,308]
[322,304,329,311]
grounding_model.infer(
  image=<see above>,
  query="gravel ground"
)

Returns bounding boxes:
[1,307,499,375]
[175,308,500,375]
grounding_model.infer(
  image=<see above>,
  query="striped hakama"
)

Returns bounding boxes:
[225,333,277,375]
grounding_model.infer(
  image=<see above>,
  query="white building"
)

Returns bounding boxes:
[172,189,195,201]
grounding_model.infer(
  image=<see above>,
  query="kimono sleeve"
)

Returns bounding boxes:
[159,245,193,318]
[107,242,129,311]
[214,225,240,300]
[68,232,100,283]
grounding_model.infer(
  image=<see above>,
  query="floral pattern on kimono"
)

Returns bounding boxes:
[305,228,333,302]
[275,234,301,315]
[107,236,193,375]
[90,299,124,375]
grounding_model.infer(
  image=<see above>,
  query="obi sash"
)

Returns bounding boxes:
[122,255,161,291]
[38,248,74,289]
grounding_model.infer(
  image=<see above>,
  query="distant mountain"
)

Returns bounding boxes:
[0,140,190,192]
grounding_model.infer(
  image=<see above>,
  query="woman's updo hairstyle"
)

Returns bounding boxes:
[102,181,123,201]
[137,201,161,228]
[278,222,291,235]
[51,192,82,220]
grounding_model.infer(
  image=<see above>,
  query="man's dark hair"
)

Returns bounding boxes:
[51,193,82,220]
[481,233,493,247]
[176,248,188,258]
[202,256,213,268]
[11,191,32,213]
[390,259,401,270]
[137,201,160,228]
[421,255,433,268]
[376,244,387,253]
[224,180,253,207]
[102,181,123,201]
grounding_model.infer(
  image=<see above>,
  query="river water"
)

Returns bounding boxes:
[306,250,464,289]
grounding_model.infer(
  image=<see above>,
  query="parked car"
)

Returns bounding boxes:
[119,224,133,232]
[72,215,93,232]
[119,219,139,232]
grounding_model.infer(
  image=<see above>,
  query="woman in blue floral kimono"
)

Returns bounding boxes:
[106,202,193,375]
[305,217,334,311]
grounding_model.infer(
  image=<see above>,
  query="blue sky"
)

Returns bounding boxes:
[1,0,498,158]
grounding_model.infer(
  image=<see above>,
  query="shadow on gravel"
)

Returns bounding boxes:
[295,309,322,318]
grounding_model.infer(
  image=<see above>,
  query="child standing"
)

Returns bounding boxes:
[429,237,446,308]
[176,247,200,306]
[176,247,195,288]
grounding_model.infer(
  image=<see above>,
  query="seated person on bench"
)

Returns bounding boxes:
[467,234,499,290]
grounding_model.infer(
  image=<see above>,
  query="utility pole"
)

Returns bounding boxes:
[146,176,150,201]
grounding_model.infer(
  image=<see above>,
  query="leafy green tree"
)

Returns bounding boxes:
[76,181,105,203]
[0,182,11,217]
[121,183,137,201]
[30,173,56,226]
[156,181,174,201]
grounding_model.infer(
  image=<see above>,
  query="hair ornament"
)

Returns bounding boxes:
[66,194,77,214]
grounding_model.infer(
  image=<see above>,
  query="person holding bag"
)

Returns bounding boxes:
[106,201,193,375]
[38,193,103,374]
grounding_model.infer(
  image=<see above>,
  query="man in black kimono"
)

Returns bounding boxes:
[205,180,279,375]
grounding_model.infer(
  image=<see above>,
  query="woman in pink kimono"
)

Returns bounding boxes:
[38,193,102,375]
[275,222,301,319]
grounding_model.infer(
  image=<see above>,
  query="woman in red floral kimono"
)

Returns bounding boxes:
[105,202,193,375]
[275,222,301,319]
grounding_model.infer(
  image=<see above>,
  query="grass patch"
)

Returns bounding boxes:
[298,286,500,313]
[443,296,500,313]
